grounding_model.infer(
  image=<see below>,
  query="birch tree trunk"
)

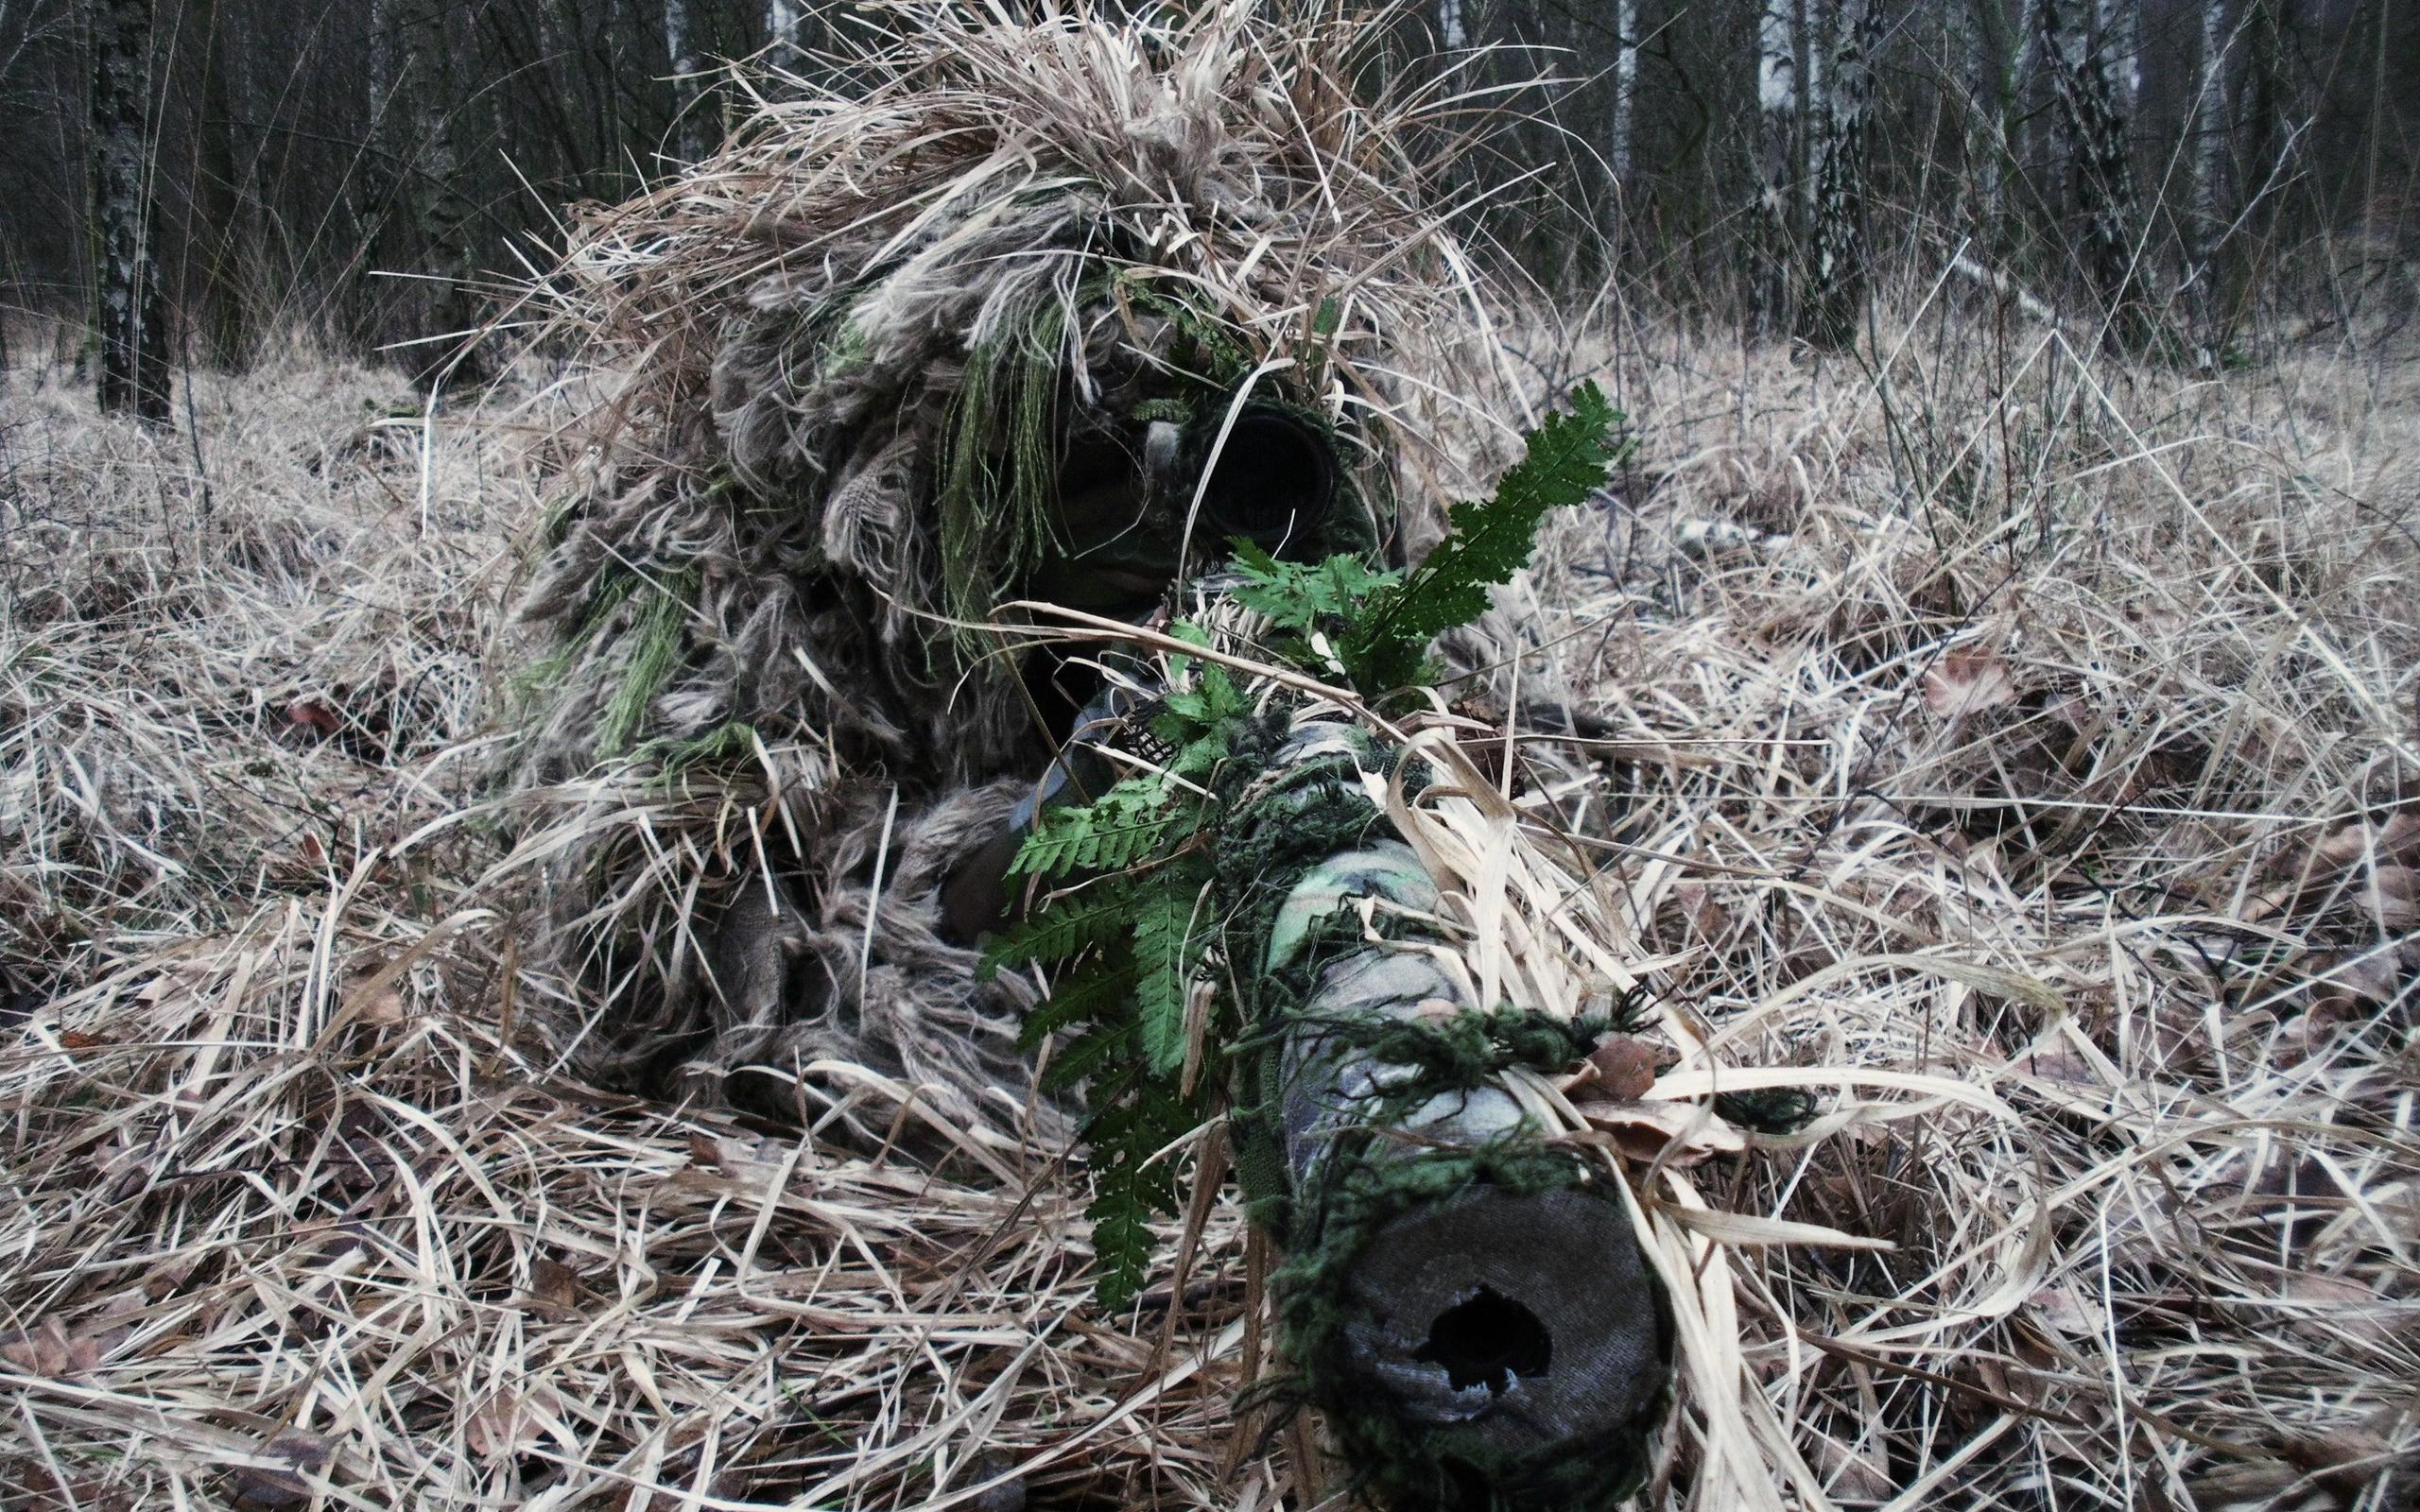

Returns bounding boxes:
[2043,0,2151,351]
[1960,0,2017,246]
[1436,0,1467,51]
[768,0,802,53]
[1800,1,1827,230]
[1799,0,1881,351]
[1754,0,1803,335]
[2187,0,2232,370]
[91,0,170,423]
[1608,0,1637,190]
[666,0,704,163]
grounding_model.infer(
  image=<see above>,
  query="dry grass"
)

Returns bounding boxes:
[1,297,2414,1509]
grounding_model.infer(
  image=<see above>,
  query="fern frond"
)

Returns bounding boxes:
[1008,775,1182,880]
[979,877,1137,973]
[1016,962,1140,1051]
[1044,1022,1133,1092]
[1344,384,1621,688]
[1132,872,1208,1075]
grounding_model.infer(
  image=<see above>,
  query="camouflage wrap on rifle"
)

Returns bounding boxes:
[1001,593,1674,1511]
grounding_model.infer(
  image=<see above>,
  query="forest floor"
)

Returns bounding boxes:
[1,311,2414,1509]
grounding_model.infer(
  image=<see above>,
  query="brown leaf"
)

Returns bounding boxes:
[1564,1094,1747,1165]
[2273,1427,2399,1502]
[2275,1272,2395,1346]
[0,1457,140,1512]
[0,1318,97,1378]
[2012,1039,2098,1086]
[228,1429,333,1509]
[466,1386,560,1460]
[1671,883,1732,940]
[525,1258,585,1321]
[2252,814,2420,923]
[284,697,341,736]
[1920,647,2019,720]
[1580,1034,1660,1101]
[2026,1280,2106,1339]
[1806,1428,1892,1501]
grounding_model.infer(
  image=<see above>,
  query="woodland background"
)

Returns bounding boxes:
[2,0,2415,411]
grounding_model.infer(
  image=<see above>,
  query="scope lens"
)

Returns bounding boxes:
[1201,408,1335,554]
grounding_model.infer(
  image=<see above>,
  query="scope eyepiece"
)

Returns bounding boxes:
[1199,406,1336,554]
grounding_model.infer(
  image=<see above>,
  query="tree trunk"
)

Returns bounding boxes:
[1609,0,1637,188]
[2043,0,2151,351]
[2187,0,2233,370]
[91,0,171,424]
[1799,0,1880,351]
[1961,0,2018,246]
[1607,0,1638,247]
[1436,0,1467,50]
[768,0,802,53]
[1754,0,1803,335]
[193,0,254,368]
[665,0,704,163]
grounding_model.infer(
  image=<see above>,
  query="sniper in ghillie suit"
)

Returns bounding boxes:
[505,5,1815,1508]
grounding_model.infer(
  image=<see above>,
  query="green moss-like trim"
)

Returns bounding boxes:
[597,566,699,760]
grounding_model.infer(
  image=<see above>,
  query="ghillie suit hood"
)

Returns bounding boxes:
[507,2,1504,1123]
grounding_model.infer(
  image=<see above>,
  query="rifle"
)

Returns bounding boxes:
[961,392,1678,1511]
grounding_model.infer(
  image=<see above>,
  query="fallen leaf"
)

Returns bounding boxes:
[229,1429,333,1509]
[284,697,341,737]
[2274,1272,2395,1346]
[1920,646,2019,720]
[0,1318,98,1378]
[2026,1280,2106,1339]
[0,1457,139,1512]
[2012,1038,2098,1086]
[525,1257,584,1320]
[1564,1094,1747,1165]
[1806,1427,1892,1501]
[2251,814,2420,923]
[466,1386,561,1459]
[1671,882,1731,940]
[2272,1426,2400,1503]
[1575,1034,1660,1101]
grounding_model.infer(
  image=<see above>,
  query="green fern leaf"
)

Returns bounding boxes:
[1044,1022,1133,1092]
[1344,384,1622,687]
[1008,774,1176,881]
[979,878,1136,974]
[1016,962,1140,1052]
[1132,876,1206,1076]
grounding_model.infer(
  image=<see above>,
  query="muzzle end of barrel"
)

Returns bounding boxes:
[1310,1181,1671,1511]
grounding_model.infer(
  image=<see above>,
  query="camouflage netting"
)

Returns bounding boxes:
[501,2,1506,1125]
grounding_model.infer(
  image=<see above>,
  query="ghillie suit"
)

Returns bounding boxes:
[505,6,1802,1509]
[510,2,1463,1125]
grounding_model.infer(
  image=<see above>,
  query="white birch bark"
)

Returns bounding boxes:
[367,0,400,162]
[1754,0,1802,330]
[2043,0,2148,349]
[1609,0,1638,189]
[1801,0,1879,350]
[769,0,802,53]
[92,0,170,421]
[1437,0,1467,50]
[2096,0,2139,114]
[1959,1,2007,233]
[1799,0,1829,229]
[666,0,703,162]
[2188,0,2233,369]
